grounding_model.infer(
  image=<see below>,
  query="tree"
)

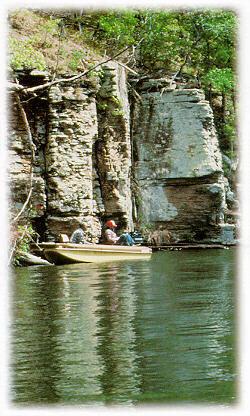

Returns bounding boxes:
[83,9,237,158]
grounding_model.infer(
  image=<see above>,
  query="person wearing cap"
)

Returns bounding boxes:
[103,220,120,244]
[102,220,135,246]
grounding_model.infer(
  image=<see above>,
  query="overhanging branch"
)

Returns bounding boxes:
[8,40,145,95]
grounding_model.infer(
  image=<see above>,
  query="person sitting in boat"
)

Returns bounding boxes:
[102,220,135,246]
[70,223,88,244]
[118,228,135,246]
[102,220,119,244]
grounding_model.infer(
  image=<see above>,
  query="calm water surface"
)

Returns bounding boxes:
[10,249,237,406]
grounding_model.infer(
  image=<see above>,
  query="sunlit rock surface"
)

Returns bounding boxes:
[8,70,236,244]
[131,81,232,243]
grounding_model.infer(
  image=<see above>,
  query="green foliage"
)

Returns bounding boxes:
[35,18,61,48]
[111,108,124,117]
[88,65,105,78]
[99,11,138,47]
[9,37,47,70]
[17,225,35,251]
[88,9,236,75]
[40,18,61,35]
[82,9,237,167]
[202,68,234,93]
[110,95,123,108]
[97,102,108,110]
[68,50,85,71]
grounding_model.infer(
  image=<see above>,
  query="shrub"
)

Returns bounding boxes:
[9,37,47,71]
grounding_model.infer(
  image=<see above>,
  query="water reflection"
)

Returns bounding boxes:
[11,249,236,405]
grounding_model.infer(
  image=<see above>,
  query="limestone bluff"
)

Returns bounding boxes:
[9,62,237,245]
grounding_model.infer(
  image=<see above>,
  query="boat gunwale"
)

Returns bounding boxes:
[43,246,152,264]
[39,243,152,254]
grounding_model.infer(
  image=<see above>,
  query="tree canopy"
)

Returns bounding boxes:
[9,8,238,160]
[77,9,238,160]
[90,10,237,91]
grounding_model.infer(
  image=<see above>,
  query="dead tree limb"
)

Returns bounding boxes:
[8,40,145,95]
[170,36,202,83]
[22,44,136,94]
[12,94,36,224]
[171,53,191,82]
[7,82,25,93]
[8,224,28,265]
[117,61,138,75]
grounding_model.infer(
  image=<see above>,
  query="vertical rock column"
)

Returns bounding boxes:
[95,62,133,230]
[8,84,47,226]
[45,81,101,241]
[132,79,232,243]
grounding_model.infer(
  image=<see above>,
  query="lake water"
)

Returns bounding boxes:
[10,248,237,406]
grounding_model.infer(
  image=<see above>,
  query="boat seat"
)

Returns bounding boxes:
[58,233,70,243]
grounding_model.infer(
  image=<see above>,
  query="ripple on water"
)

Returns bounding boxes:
[11,248,237,405]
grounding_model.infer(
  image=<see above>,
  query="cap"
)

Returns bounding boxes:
[105,220,117,228]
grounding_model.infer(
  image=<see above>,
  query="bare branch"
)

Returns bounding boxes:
[117,61,138,75]
[52,20,65,80]
[8,225,28,265]
[22,44,135,94]
[12,94,36,224]
[8,82,25,93]
[128,83,142,102]
[171,36,201,82]
[8,40,145,96]
[171,53,191,82]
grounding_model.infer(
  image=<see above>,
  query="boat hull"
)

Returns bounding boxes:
[40,243,152,265]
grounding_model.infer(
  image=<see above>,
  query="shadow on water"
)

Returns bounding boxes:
[10,248,237,406]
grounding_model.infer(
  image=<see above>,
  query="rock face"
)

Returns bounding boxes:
[45,80,101,241]
[95,62,133,229]
[8,69,236,244]
[131,80,231,243]
[8,91,47,222]
[8,64,134,242]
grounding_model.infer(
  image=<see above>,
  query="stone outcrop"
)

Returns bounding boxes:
[8,69,237,245]
[131,78,233,243]
[95,62,133,229]
[8,87,47,222]
[8,64,134,242]
[45,79,100,241]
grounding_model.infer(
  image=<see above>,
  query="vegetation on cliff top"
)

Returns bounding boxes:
[8,8,237,158]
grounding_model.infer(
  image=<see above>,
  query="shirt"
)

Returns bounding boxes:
[70,228,86,244]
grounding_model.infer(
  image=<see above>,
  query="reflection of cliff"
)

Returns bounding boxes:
[130,250,236,403]
[11,262,143,404]
[11,250,235,404]
[12,265,104,404]
[94,263,141,403]
[11,268,66,403]
[9,65,236,244]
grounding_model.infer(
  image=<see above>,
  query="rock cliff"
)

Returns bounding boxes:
[131,78,233,244]
[8,64,236,245]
